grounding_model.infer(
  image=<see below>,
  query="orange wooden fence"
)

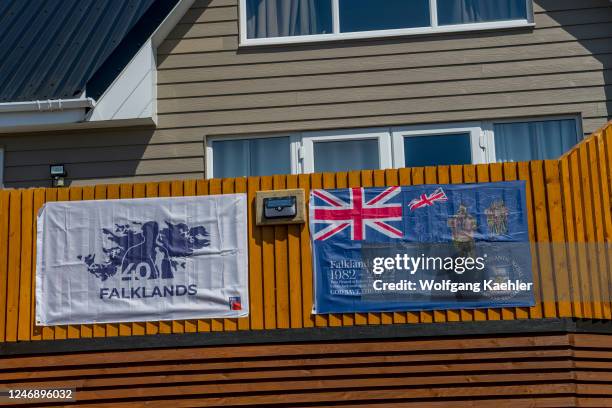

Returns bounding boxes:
[0,122,610,343]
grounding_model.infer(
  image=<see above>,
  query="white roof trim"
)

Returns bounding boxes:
[0,0,195,133]
[88,0,196,125]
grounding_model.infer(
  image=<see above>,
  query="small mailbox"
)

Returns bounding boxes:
[256,189,305,226]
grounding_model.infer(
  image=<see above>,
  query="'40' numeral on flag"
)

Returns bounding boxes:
[312,187,403,241]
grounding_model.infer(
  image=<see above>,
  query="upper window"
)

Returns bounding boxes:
[240,0,533,45]
[245,0,333,39]
[437,0,528,25]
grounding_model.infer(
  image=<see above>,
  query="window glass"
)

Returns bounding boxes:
[404,133,472,167]
[246,0,333,38]
[213,137,291,177]
[314,139,379,173]
[437,0,528,25]
[494,119,578,162]
[339,0,430,32]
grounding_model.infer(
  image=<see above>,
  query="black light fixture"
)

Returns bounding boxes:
[50,164,67,187]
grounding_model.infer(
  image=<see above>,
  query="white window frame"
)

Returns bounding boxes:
[239,0,534,46]
[205,133,301,179]
[391,122,485,168]
[301,128,393,174]
[205,114,582,178]
[482,114,583,162]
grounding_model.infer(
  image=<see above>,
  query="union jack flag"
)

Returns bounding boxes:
[408,187,448,211]
[311,187,403,241]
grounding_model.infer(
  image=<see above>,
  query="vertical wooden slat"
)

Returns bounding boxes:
[437,165,460,323]
[286,175,303,329]
[323,172,343,328]
[399,168,420,324]
[246,177,263,330]
[544,161,572,318]
[68,187,84,339]
[298,174,315,328]
[530,161,558,319]
[259,176,277,330]
[49,188,68,340]
[373,169,393,325]
[234,177,251,331]
[272,175,290,329]
[361,169,380,326]
[17,189,33,341]
[569,152,592,318]
[310,172,328,328]
[6,190,22,342]
[411,167,432,324]
[596,130,612,321]
[155,182,172,334]
[348,170,368,326]
[470,165,488,321]
[517,162,544,320]
[605,127,612,209]
[129,184,147,337]
[115,184,134,337]
[91,185,107,338]
[475,164,497,322]
[101,184,119,337]
[489,163,515,321]
[424,166,447,324]
[578,143,602,319]
[30,189,46,341]
[597,128,611,234]
[461,165,476,322]
[373,169,394,326]
[0,190,10,342]
[221,178,239,332]
[385,169,407,325]
[559,155,582,318]
[77,186,95,339]
[334,172,354,327]
[207,178,225,332]
[587,139,611,319]
[142,182,161,335]
[168,181,186,334]
[193,179,211,332]
[502,162,529,320]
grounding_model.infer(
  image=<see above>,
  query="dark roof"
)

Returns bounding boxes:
[0,0,157,103]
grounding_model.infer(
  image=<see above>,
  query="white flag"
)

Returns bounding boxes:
[36,194,249,325]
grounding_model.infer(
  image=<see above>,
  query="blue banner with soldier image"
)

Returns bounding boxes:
[310,181,534,314]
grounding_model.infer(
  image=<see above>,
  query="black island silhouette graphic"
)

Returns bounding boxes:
[78,221,210,282]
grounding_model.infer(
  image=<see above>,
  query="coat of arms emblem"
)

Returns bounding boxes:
[485,200,509,235]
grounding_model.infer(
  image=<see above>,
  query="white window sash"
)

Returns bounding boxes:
[391,122,485,168]
[301,128,393,174]
[205,134,300,179]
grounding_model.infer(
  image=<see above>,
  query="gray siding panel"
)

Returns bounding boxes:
[0,0,610,187]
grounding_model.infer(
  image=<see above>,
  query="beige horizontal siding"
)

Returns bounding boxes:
[155,0,611,138]
[0,0,609,187]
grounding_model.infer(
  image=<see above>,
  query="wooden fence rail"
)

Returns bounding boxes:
[0,122,610,342]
